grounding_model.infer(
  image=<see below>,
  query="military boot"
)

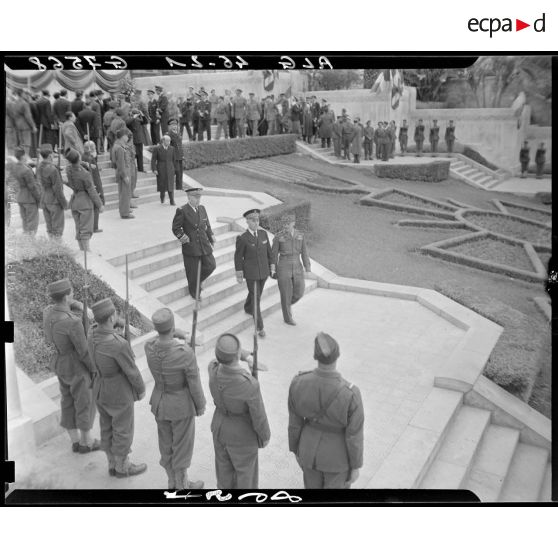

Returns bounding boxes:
[165,468,176,490]
[106,451,116,477]
[114,456,148,478]
[175,469,204,490]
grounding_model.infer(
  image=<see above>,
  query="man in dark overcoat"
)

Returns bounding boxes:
[171,187,217,299]
[12,146,41,235]
[168,119,184,190]
[519,140,530,178]
[147,89,160,144]
[156,85,169,135]
[151,135,176,204]
[234,208,273,338]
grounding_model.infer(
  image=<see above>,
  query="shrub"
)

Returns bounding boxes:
[173,135,297,170]
[462,146,499,171]
[375,160,450,182]
[260,200,311,235]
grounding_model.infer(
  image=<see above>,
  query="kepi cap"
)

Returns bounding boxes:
[39,144,53,157]
[147,89,155,94]
[65,148,80,164]
[91,298,116,322]
[215,333,241,364]
[243,208,261,219]
[152,308,175,333]
[313,332,340,364]
[48,278,72,297]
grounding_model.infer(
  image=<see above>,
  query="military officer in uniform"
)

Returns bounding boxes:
[208,333,270,489]
[414,119,425,156]
[43,278,100,453]
[112,128,134,219]
[535,142,546,179]
[147,89,160,145]
[288,332,364,489]
[271,214,311,326]
[429,119,440,156]
[246,92,261,137]
[234,209,273,338]
[88,298,147,478]
[37,143,68,239]
[196,92,212,141]
[519,141,530,178]
[145,308,206,490]
[168,119,184,191]
[444,120,456,155]
[232,89,247,138]
[399,119,409,155]
[12,146,41,235]
[172,187,217,300]
[156,86,169,136]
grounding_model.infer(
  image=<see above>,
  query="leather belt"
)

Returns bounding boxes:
[304,420,345,434]
[155,382,185,393]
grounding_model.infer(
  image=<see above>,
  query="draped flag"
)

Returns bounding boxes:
[262,70,280,92]
[390,69,404,110]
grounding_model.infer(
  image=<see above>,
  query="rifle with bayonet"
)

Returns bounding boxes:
[190,259,202,352]
[252,281,258,378]
[82,249,90,335]
[124,254,131,343]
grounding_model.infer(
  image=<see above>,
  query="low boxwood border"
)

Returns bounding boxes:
[374,160,450,182]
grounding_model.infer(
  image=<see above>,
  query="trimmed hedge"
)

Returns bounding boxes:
[375,160,450,182]
[260,200,311,235]
[178,134,297,170]
[462,146,499,171]
[6,236,152,382]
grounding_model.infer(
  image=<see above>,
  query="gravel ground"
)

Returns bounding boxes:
[465,213,551,246]
[449,238,535,271]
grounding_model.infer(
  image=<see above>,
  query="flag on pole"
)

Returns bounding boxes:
[390,69,404,110]
[263,70,280,92]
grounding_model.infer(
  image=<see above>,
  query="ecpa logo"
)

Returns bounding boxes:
[468,13,546,37]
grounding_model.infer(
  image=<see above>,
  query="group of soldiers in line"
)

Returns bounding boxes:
[519,141,547,178]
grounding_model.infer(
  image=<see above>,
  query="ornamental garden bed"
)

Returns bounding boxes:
[491,199,552,224]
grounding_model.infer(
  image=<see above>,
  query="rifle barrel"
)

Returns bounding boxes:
[252,281,258,378]
[190,259,202,352]
[124,254,130,343]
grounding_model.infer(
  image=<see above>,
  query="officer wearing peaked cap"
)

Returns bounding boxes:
[288,332,364,489]
[208,333,271,489]
[87,298,147,478]
[43,278,100,454]
[145,308,206,490]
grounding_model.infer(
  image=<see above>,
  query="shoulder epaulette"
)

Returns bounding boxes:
[297,370,314,376]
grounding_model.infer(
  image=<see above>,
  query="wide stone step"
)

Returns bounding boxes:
[463,424,519,502]
[499,443,549,502]
[420,405,491,490]
[100,175,155,190]
[484,179,500,190]
[103,183,154,203]
[248,160,316,179]
[367,388,463,489]
[104,191,161,212]
[538,462,552,502]
[199,278,318,350]
[469,171,489,182]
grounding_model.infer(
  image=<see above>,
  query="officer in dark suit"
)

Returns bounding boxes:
[444,120,456,155]
[36,90,55,147]
[168,119,184,190]
[399,119,409,155]
[77,100,99,145]
[414,119,425,156]
[145,308,206,490]
[125,108,148,172]
[519,141,530,178]
[288,332,364,489]
[208,333,270,489]
[88,298,147,478]
[43,278,100,454]
[196,91,212,141]
[429,119,440,156]
[234,209,273,338]
[172,187,217,300]
[147,89,160,145]
[156,85,169,135]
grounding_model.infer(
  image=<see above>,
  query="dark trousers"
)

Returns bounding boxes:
[157,416,195,473]
[43,204,65,237]
[536,162,545,177]
[192,117,199,139]
[244,278,267,331]
[321,137,331,148]
[229,117,236,139]
[182,253,217,298]
[302,467,349,489]
[400,137,408,154]
[96,399,135,458]
[93,206,101,231]
[150,122,161,145]
[160,190,175,204]
[342,135,351,159]
[175,160,183,190]
[446,139,454,154]
[431,140,438,154]
[213,435,259,489]
[382,143,389,161]
[198,119,211,141]
[416,140,424,155]
[180,120,193,140]
[277,268,305,322]
[72,208,94,241]
[134,143,144,171]
[520,161,529,174]
[333,137,341,157]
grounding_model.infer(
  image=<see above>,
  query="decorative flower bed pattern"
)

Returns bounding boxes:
[491,199,552,224]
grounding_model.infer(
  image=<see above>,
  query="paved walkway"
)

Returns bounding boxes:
[491,176,552,195]
[15,289,466,490]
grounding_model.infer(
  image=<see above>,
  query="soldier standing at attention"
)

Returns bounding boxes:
[168,119,184,191]
[156,86,169,136]
[288,332,364,489]
[246,92,261,137]
[232,89,247,138]
[147,89,160,145]
[363,121,374,160]
[112,128,134,219]
[12,146,41,235]
[340,115,354,161]
[234,209,273,338]
[265,94,278,136]
[271,214,311,326]
[388,120,397,158]
[196,91,212,141]
[88,298,147,478]
[37,143,68,240]
[429,119,440,156]
[172,187,216,300]
[414,118,425,157]
[332,116,343,157]
[380,122,390,162]
[535,142,546,179]
[43,278,100,454]
[208,333,270,489]
[66,148,103,251]
[399,119,409,155]
[519,141,530,178]
[82,140,105,234]
[444,120,456,155]
[145,308,206,490]
[215,96,230,140]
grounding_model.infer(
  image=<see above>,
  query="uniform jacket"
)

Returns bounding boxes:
[53,98,71,123]
[341,120,354,137]
[145,338,206,420]
[535,148,546,164]
[234,228,273,281]
[88,323,145,407]
[157,94,169,123]
[271,229,311,275]
[29,100,41,129]
[332,120,342,139]
[148,99,159,122]
[246,99,261,120]
[90,100,102,128]
[519,147,530,163]
[77,108,99,138]
[109,116,126,137]
[12,162,41,204]
[151,144,176,192]
[36,96,54,129]
[43,304,92,384]
[318,112,334,138]
[81,154,104,202]
[264,99,277,121]
[13,98,35,132]
[66,163,103,211]
[38,161,68,209]
[172,203,215,257]
[288,368,364,472]
[196,100,211,121]
[208,359,270,448]
[231,95,247,119]
[303,108,314,137]
[399,126,409,140]
[125,115,147,144]
[71,98,85,118]
[215,101,229,122]
[429,126,440,142]
[363,125,374,141]
[350,124,364,154]
[112,142,131,182]
[61,121,84,154]
[414,124,425,141]
[444,126,456,141]
[290,103,301,122]
[168,130,183,162]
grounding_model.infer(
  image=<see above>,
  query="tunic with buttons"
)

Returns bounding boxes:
[288,369,364,473]
[13,161,41,205]
[38,161,67,237]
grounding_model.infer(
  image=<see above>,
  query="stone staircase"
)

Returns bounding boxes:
[228,158,320,183]
[449,154,510,191]
[106,221,318,352]
[367,387,551,502]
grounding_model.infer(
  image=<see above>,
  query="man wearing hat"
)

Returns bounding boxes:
[76,98,99,146]
[234,209,273,337]
[151,134,176,205]
[71,90,85,118]
[43,278,100,453]
[246,93,261,137]
[444,120,456,155]
[147,89,161,144]
[145,308,206,490]
[196,91,212,141]
[208,333,270,488]
[36,90,55,147]
[11,146,41,235]
[168,119,184,190]
[37,143,68,239]
[113,127,137,218]
[214,96,230,140]
[172,187,216,299]
[288,332,364,489]
[53,90,71,138]
[399,119,409,155]
[414,118,425,157]
[88,298,147,478]
[264,94,278,136]
[61,111,84,155]
[126,109,148,172]
[429,119,440,156]
[232,89,247,138]
[271,214,311,326]
[156,86,170,136]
